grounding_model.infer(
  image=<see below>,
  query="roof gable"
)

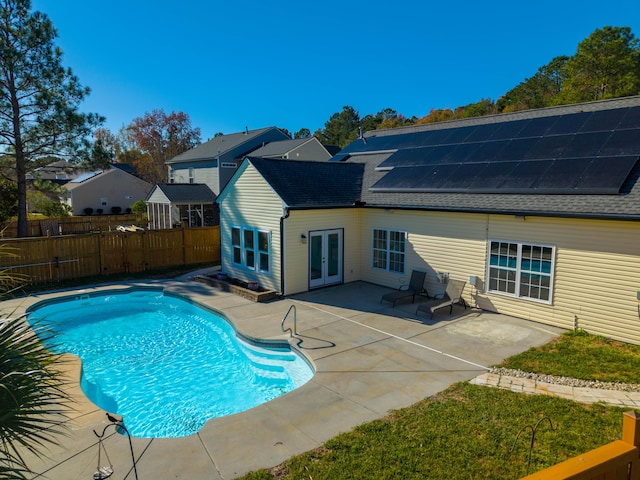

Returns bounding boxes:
[166,127,289,164]
[147,183,216,203]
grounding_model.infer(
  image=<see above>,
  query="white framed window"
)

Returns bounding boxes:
[231,226,270,273]
[372,228,406,273]
[487,240,555,303]
[188,168,195,184]
[100,197,108,206]
[168,167,174,183]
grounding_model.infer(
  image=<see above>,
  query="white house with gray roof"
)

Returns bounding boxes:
[217,96,640,345]
[165,127,290,195]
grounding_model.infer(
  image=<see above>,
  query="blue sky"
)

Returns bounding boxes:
[32,1,640,140]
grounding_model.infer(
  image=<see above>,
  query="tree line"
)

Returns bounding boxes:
[315,26,640,148]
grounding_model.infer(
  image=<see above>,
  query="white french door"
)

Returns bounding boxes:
[309,229,343,288]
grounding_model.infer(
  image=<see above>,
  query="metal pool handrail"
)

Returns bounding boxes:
[281,304,297,337]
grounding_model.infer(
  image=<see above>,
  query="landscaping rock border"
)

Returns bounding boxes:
[490,367,640,392]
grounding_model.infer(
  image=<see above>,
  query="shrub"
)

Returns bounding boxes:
[96,208,103,215]
[111,206,122,214]
[83,207,93,216]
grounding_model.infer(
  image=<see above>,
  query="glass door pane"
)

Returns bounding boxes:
[310,234,323,281]
[327,233,339,277]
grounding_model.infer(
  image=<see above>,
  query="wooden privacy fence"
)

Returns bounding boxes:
[523,411,640,480]
[0,226,220,284]
[1,214,141,238]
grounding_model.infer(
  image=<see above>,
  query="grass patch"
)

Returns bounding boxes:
[242,383,628,480]
[498,330,640,384]
[241,330,640,479]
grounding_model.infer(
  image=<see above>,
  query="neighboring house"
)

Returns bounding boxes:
[247,137,333,161]
[27,160,89,185]
[146,183,217,229]
[62,168,152,215]
[165,127,291,195]
[217,96,640,345]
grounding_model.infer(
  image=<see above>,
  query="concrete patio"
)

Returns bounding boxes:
[6,278,564,479]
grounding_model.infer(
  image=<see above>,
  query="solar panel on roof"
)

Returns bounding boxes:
[468,162,518,190]
[579,108,625,132]
[534,158,593,190]
[442,125,476,144]
[618,106,640,129]
[518,116,557,137]
[524,134,573,159]
[500,160,553,190]
[598,128,640,156]
[559,131,611,158]
[488,119,529,141]
[546,112,592,135]
[574,156,638,192]
[464,124,498,143]
[364,103,639,195]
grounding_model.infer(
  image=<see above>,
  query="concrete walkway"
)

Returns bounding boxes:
[5,279,567,479]
[470,372,640,409]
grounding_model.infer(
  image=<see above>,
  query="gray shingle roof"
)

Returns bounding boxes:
[247,157,364,208]
[153,183,216,203]
[249,138,312,157]
[167,127,281,164]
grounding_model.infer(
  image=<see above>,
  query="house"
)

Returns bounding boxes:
[145,183,217,229]
[217,96,640,345]
[62,168,153,216]
[165,127,291,195]
[27,160,89,185]
[247,137,333,161]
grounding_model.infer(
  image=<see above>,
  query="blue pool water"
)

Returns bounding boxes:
[27,288,314,438]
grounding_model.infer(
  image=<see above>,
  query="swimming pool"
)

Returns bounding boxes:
[26,287,314,438]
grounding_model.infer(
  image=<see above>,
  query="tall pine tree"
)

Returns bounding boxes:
[0,0,101,237]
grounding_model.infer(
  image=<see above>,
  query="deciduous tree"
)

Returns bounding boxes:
[0,0,102,237]
[125,109,201,184]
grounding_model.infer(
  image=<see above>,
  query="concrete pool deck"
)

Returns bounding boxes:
[5,277,564,479]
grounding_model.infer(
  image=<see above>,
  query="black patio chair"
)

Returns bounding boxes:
[380,270,428,307]
[416,278,467,319]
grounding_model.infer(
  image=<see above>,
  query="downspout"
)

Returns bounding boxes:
[280,207,290,296]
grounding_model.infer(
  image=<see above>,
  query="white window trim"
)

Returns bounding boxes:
[188,167,195,184]
[371,228,406,274]
[486,239,555,305]
[231,226,270,274]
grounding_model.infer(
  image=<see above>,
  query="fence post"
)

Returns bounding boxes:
[623,411,640,480]
[182,226,186,266]
[623,411,640,447]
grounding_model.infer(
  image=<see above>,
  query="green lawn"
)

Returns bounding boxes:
[241,331,640,479]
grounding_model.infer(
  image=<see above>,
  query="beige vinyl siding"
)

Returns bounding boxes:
[219,164,283,292]
[485,215,640,344]
[284,209,361,295]
[360,210,487,300]
[361,209,640,345]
